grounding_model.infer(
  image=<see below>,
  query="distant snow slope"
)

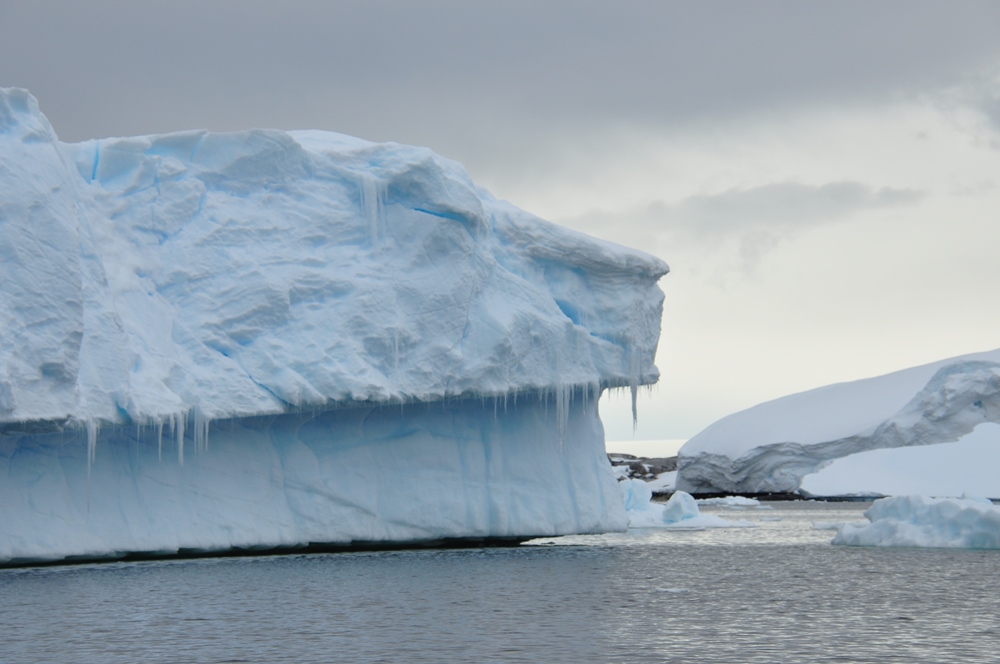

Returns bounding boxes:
[676,349,1000,495]
[0,88,666,562]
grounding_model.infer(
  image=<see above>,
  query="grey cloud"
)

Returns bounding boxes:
[563,181,923,274]
[571,181,921,238]
[2,0,1000,175]
[646,182,922,237]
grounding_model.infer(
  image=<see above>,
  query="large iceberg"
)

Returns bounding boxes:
[0,89,668,564]
[676,349,1000,495]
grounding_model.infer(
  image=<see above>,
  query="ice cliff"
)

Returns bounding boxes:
[0,88,668,563]
[676,349,1000,495]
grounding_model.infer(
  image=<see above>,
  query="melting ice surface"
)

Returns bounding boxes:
[677,349,1000,496]
[0,88,668,564]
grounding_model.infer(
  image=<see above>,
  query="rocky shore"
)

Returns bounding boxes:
[608,453,883,501]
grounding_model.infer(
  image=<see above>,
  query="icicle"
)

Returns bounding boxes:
[86,419,99,470]
[193,409,211,454]
[555,383,569,446]
[157,419,164,462]
[358,173,387,247]
[174,412,185,466]
[628,343,640,429]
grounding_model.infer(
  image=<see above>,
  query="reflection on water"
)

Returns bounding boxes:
[2,503,999,663]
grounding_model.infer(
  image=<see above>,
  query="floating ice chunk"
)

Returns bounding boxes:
[697,496,760,507]
[812,521,860,531]
[661,490,700,523]
[831,495,1000,548]
[619,481,752,529]
[621,478,655,513]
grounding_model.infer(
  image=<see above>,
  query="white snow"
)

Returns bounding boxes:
[677,349,1000,494]
[832,495,1000,549]
[0,88,667,563]
[619,480,752,529]
[802,423,1000,498]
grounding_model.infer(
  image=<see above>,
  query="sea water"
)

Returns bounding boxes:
[2,502,999,663]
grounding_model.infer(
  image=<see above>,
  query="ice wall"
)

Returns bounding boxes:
[676,349,1000,495]
[0,88,665,562]
[0,396,628,564]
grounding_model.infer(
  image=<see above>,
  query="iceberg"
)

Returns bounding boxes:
[832,495,1000,549]
[676,349,1000,495]
[0,89,668,564]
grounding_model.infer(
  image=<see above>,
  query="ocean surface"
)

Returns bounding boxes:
[3,502,999,663]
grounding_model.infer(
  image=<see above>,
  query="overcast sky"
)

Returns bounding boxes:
[3,1,1000,445]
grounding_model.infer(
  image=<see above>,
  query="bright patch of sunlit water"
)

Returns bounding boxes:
[2,502,1000,663]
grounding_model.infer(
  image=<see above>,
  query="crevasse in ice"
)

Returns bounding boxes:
[0,88,668,563]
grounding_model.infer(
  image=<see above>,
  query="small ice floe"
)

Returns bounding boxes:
[831,495,1000,548]
[697,496,760,507]
[655,587,690,594]
[619,480,754,529]
[758,516,782,522]
[812,521,857,531]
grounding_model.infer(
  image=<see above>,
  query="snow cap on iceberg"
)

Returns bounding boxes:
[676,349,1000,495]
[0,87,668,429]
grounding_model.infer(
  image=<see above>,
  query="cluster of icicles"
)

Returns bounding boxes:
[85,409,212,472]
[78,378,649,475]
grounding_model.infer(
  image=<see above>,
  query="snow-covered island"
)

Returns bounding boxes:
[0,88,668,564]
[676,349,1000,498]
